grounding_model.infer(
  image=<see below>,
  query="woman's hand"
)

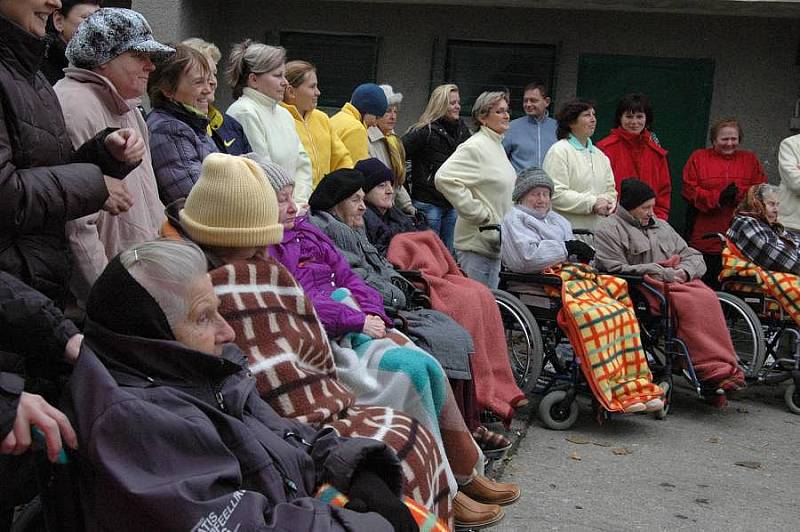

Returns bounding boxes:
[1,393,78,463]
[104,128,145,165]
[362,315,387,338]
[102,175,133,215]
[593,197,612,216]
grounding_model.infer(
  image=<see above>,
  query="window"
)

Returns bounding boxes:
[279,31,380,111]
[444,40,558,119]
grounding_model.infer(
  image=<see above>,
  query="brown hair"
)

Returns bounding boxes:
[709,117,743,144]
[227,40,286,99]
[147,44,210,109]
[555,98,594,140]
[285,60,316,89]
[523,82,548,99]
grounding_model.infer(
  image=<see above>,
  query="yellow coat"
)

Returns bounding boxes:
[330,102,369,163]
[282,103,353,188]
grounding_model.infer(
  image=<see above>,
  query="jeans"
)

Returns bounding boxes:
[456,249,501,289]
[413,200,457,252]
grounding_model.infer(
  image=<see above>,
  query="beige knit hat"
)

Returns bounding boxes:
[180,153,284,247]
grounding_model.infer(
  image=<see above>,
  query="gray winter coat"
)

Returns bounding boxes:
[501,205,573,273]
[66,320,399,532]
[310,211,473,379]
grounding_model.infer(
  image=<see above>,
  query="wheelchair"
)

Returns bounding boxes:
[494,263,759,430]
[710,240,800,414]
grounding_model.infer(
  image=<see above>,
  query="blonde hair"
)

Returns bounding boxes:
[410,83,459,131]
[285,60,316,89]
[227,39,286,99]
[472,91,507,124]
[182,37,221,64]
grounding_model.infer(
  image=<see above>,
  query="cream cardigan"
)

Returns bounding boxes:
[227,88,313,203]
[435,126,515,258]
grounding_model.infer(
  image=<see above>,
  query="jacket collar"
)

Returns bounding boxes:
[63,67,137,116]
[243,87,278,109]
[479,125,505,142]
[280,101,304,121]
[83,318,245,388]
[342,102,362,122]
[525,110,550,124]
[0,13,46,79]
[367,125,386,142]
[515,203,552,221]
[616,205,657,231]
[207,104,224,131]
[568,134,595,152]
[154,100,211,133]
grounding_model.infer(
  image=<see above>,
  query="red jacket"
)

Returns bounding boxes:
[682,148,766,253]
[596,128,671,220]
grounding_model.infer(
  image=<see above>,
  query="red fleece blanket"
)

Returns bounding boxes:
[388,231,525,422]
[644,256,745,390]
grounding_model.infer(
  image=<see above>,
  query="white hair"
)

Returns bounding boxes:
[119,239,208,328]
[472,91,507,123]
[380,84,403,106]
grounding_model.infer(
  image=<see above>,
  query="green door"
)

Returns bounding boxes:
[576,54,715,231]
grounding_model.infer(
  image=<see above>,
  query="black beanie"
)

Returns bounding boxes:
[619,178,656,211]
[355,158,394,194]
[308,169,365,211]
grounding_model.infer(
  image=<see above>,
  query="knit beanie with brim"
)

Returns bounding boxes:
[512,167,554,203]
[355,158,394,194]
[308,169,364,212]
[619,178,656,211]
[180,153,283,247]
[242,152,294,192]
[350,83,389,117]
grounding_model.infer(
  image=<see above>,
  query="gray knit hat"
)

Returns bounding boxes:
[66,8,174,69]
[242,152,294,192]
[512,167,554,203]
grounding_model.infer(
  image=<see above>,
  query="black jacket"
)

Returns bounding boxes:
[363,203,423,257]
[41,34,67,86]
[67,320,399,531]
[0,13,119,305]
[402,118,471,207]
[0,272,78,441]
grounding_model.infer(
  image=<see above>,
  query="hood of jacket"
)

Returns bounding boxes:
[151,100,211,134]
[62,66,138,116]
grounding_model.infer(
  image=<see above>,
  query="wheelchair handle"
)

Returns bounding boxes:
[478,224,501,233]
[701,232,726,242]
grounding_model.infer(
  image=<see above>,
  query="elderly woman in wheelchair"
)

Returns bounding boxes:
[725,184,800,413]
[499,168,664,427]
[594,178,746,403]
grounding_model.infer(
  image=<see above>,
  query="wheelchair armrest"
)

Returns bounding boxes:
[573,229,594,236]
[701,232,726,242]
[395,269,424,282]
[499,270,562,286]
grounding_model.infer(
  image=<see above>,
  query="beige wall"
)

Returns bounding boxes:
[133,0,800,180]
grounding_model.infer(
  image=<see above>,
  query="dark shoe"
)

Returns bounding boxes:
[453,492,504,528]
[460,475,520,506]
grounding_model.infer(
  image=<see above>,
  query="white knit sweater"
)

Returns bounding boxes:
[435,126,515,258]
[227,88,313,203]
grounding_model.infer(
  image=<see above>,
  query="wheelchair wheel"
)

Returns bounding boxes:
[492,289,544,396]
[785,383,800,415]
[716,292,766,378]
[538,390,579,430]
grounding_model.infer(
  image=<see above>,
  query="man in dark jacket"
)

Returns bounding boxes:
[66,239,417,531]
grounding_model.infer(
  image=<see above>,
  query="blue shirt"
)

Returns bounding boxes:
[502,113,558,172]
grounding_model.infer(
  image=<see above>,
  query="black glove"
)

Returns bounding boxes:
[718,182,738,207]
[565,240,595,263]
[345,470,419,532]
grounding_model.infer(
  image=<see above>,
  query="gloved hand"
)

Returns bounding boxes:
[565,240,595,263]
[346,470,419,532]
[718,182,738,207]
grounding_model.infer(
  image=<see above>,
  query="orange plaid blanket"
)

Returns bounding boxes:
[720,242,800,324]
[550,263,663,412]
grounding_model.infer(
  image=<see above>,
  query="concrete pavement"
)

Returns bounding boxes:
[491,381,799,531]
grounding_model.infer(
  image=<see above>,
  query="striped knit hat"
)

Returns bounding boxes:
[242,152,294,192]
[180,153,283,246]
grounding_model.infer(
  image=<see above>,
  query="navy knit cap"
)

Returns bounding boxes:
[66,8,174,69]
[308,169,365,212]
[350,83,389,117]
[619,178,656,211]
[355,158,394,194]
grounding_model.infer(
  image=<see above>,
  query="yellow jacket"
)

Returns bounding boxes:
[330,102,369,163]
[281,103,353,188]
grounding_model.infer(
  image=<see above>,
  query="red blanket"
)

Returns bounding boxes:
[388,231,525,422]
[644,256,745,391]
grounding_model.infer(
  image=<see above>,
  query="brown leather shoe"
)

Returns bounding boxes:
[454,492,504,528]
[460,475,521,506]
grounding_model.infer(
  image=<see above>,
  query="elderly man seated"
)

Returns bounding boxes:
[595,179,745,399]
[65,239,420,531]
[500,169,663,414]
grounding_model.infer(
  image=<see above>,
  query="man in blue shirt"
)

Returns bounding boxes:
[503,82,558,172]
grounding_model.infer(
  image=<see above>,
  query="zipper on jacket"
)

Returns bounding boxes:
[212,385,226,412]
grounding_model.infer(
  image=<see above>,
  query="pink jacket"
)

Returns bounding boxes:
[54,68,165,306]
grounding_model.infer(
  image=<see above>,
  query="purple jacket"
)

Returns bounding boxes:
[66,320,399,532]
[269,216,391,337]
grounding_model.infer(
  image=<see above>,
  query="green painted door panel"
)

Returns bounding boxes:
[577,54,715,231]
